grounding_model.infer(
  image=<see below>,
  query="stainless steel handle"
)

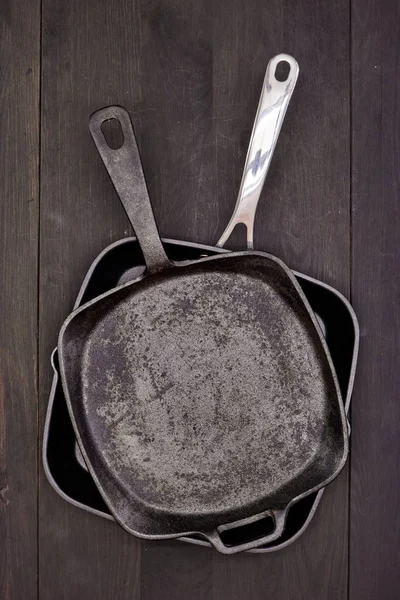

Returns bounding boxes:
[217,54,299,249]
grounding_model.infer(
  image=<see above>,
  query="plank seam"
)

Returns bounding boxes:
[348,1,352,598]
[37,0,43,596]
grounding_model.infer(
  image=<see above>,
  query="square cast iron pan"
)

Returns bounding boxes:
[43,237,359,553]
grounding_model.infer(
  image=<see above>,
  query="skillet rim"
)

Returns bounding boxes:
[57,247,349,544]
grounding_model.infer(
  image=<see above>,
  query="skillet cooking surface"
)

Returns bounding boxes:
[60,253,345,522]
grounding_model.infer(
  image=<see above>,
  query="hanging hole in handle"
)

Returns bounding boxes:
[101,118,125,150]
[218,513,275,547]
[275,60,291,82]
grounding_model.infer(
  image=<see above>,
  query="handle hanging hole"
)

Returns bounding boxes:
[101,118,125,150]
[275,60,291,82]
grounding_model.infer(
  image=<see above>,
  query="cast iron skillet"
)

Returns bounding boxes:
[43,236,359,553]
[58,64,348,554]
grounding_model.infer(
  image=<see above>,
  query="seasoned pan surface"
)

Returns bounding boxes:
[62,252,345,520]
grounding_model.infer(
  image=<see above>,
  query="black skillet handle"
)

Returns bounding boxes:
[89,106,171,275]
[202,507,288,555]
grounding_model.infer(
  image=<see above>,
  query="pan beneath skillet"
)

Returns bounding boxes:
[58,104,348,554]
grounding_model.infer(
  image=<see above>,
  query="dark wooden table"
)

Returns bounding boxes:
[1,0,399,598]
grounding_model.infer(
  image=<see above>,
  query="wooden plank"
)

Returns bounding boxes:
[39,1,144,598]
[350,1,400,598]
[211,0,351,597]
[135,1,216,597]
[142,541,212,600]
[0,0,40,598]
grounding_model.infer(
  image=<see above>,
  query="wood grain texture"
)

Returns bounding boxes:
[142,540,212,600]
[39,1,142,598]
[0,0,40,598]
[350,0,400,598]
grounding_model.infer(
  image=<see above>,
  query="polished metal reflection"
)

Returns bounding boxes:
[217,54,299,249]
